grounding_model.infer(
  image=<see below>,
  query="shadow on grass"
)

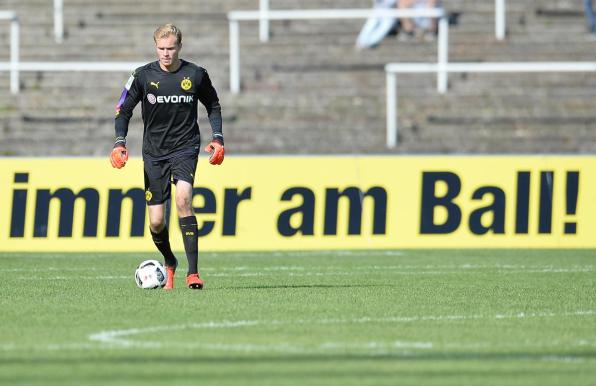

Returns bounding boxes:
[212,283,398,290]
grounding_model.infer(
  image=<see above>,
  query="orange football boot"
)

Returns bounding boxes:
[164,264,176,290]
[186,273,204,290]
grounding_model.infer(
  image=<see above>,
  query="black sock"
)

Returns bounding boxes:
[150,227,178,268]
[179,216,199,275]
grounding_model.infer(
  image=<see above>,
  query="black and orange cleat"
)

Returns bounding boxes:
[186,273,204,290]
[164,264,176,290]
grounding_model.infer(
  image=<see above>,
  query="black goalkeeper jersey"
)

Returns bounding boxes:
[115,60,223,160]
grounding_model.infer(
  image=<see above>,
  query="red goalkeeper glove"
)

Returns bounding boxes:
[204,141,224,165]
[110,143,129,169]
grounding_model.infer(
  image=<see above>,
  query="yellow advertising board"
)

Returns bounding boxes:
[0,156,593,251]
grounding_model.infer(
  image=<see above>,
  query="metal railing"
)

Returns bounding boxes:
[495,0,506,40]
[0,61,144,94]
[54,0,64,43]
[228,8,447,94]
[0,11,19,94]
[385,61,596,148]
[257,0,507,42]
[0,62,143,72]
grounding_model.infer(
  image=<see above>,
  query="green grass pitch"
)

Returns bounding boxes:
[1,249,595,386]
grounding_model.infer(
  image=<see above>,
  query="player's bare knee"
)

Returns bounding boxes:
[149,218,166,233]
[175,196,191,213]
[176,204,193,217]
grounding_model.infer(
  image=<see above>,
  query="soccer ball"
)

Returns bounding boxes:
[134,260,167,289]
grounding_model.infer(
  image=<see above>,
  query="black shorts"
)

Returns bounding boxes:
[144,155,198,205]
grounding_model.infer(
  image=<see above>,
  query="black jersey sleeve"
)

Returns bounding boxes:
[197,70,224,145]
[114,69,143,139]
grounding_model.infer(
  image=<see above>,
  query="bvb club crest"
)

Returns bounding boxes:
[145,190,153,201]
[181,77,192,91]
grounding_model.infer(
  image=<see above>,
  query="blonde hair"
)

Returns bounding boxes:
[153,24,182,44]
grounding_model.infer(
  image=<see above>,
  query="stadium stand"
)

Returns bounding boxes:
[0,0,595,155]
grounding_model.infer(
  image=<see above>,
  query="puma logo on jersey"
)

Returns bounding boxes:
[150,81,160,89]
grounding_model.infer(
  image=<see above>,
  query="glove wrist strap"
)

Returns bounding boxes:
[212,134,224,146]
[114,136,126,148]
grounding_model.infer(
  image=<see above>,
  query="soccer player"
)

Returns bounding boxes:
[110,24,224,290]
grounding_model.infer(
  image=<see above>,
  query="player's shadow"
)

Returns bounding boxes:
[213,283,398,290]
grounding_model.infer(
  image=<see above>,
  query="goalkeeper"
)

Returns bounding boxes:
[110,24,224,290]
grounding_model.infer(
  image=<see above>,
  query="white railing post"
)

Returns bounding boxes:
[437,16,448,93]
[386,71,397,148]
[10,15,19,94]
[385,61,596,148]
[228,8,445,94]
[259,0,270,42]
[54,0,64,43]
[0,11,20,94]
[230,19,241,94]
[496,0,506,40]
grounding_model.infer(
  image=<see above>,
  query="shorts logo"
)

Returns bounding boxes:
[181,77,192,91]
[145,190,153,201]
[147,93,157,104]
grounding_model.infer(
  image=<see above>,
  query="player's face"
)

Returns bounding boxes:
[155,35,181,70]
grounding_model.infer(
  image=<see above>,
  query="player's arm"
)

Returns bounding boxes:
[197,70,224,165]
[111,70,142,169]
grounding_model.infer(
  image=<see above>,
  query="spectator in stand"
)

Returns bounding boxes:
[584,0,596,34]
[356,0,398,49]
[398,0,442,40]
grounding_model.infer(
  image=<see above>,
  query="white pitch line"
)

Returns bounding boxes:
[0,267,101,272]
[4,264,592,275]
[10,265,594,281]
[89,320,263,345]
[204,268,595,277]
[15,276,130,280]
[320,340,434,350]
[208,250,405,259]
[4,309,596,356]
[4,339,596,363]
[88,310,596,347]
[541,355,590,364]
[3,263,592,273]
[4,309,596,358]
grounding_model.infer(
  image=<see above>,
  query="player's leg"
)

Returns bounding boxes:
[145,160,178,289]
[174,179,203,289]
[172,156,203,289]
[148,204,174,261]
